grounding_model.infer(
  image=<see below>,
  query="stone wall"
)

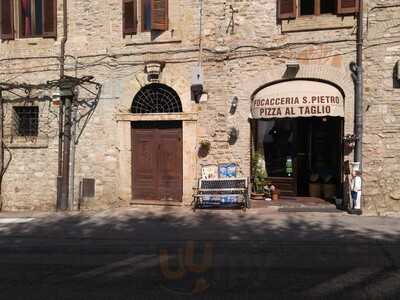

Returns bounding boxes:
[0,0,398,215]
[363,0,400,215]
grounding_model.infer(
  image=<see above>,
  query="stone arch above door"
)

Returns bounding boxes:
[118,68,191,113]
[246,64,355,134]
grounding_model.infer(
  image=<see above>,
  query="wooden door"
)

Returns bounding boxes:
[132,122,182,202]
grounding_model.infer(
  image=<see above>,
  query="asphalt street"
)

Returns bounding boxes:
[0,207,399,299]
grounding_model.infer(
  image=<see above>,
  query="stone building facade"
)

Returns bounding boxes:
[0,0,399,215]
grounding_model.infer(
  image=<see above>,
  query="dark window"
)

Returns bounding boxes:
[20,0,56,38]
[123,0,137,35]
[123,0,168,35]
[320,0,336,14]
[279,0,356,19]
[300,0,314,16]
[14,106,39,136]
[1,0,15,40]
[142,0,152,31]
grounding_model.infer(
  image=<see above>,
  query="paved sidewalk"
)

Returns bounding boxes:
[0,206,398,242]
[0,206,400,299]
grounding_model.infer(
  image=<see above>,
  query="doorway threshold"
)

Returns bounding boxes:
[130,200,184,206]
[278,207,343,213]
[251,196,339,210]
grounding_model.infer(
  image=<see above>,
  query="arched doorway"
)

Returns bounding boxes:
[131,84,183,202]
[251,79,345,200]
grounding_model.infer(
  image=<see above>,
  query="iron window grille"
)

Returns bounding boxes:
[13,106,39,136]
[131,83,182,113]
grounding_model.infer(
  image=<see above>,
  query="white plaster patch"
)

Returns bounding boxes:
[0,218,35,224]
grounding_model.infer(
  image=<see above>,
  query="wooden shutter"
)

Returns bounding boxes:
[278,0,296,19]
[151,0,168,31]
[0,0,14,40]
[337,0,359,14]
[123,0,137,35]
[42,0,57,37]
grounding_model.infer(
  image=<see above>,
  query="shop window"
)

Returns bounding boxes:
[123,0,168,37]
[278,0,358,20]
[256,119,295,178]
[13,106,39,136]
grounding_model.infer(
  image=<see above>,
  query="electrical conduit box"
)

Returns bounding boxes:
[191,66,204,103]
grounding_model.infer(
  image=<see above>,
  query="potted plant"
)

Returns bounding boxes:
[309,173,322,198]
[198,139,211,158]
[251,151,267,200]
[271,186,280,201]
[322,174,336,200]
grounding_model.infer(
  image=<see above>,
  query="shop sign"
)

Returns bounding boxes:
[251,80,344,119]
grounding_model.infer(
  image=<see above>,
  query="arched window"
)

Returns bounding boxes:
[131,83,182,113]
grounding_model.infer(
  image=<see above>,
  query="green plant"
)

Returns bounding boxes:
[199,139,211,150]
[252,151,268,193]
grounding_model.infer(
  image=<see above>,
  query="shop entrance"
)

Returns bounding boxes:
[255,117,343,199]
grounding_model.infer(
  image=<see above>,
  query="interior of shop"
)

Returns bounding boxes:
[254,117,344,200]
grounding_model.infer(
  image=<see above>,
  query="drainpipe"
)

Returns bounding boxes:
[68,58,78,210]
[0,88,3,209]
[69,101,77,210]
[57,0,68,210]
[353,0,364,214]
[198,0,203,66]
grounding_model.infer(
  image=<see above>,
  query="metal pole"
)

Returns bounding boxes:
[57,0,68,210]
[354,0,364,213]
[56,101,63,210]
[0,89,3,206]
[68,101,77,210]
[61,95,72,211]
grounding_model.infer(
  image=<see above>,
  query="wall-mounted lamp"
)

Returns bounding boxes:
[228,127,239,145]
[284,61,300,78]
[230,96,239,114]
[286,60,300,71]
[394,60,400,89]
[191,66,204,103]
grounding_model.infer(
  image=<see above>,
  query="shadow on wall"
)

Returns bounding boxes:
[1,207,400,299]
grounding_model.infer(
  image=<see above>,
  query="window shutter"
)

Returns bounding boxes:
[278,0,296,19]
[42,0,57,37]
[337,0,359,14]
[151,0,168,31]
[123,0,137,35]
[0,0,14,40]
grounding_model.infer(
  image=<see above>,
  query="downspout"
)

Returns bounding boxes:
[354,0,364,213]
[68,56,78,211]
[198,0,203,67]
[0,88,3,210]
[57,0,68,210]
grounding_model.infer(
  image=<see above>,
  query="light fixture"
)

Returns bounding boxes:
[191,65,204,103]
[228,127,239,145]
[230,96,238,114]
[286,60,300,70]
